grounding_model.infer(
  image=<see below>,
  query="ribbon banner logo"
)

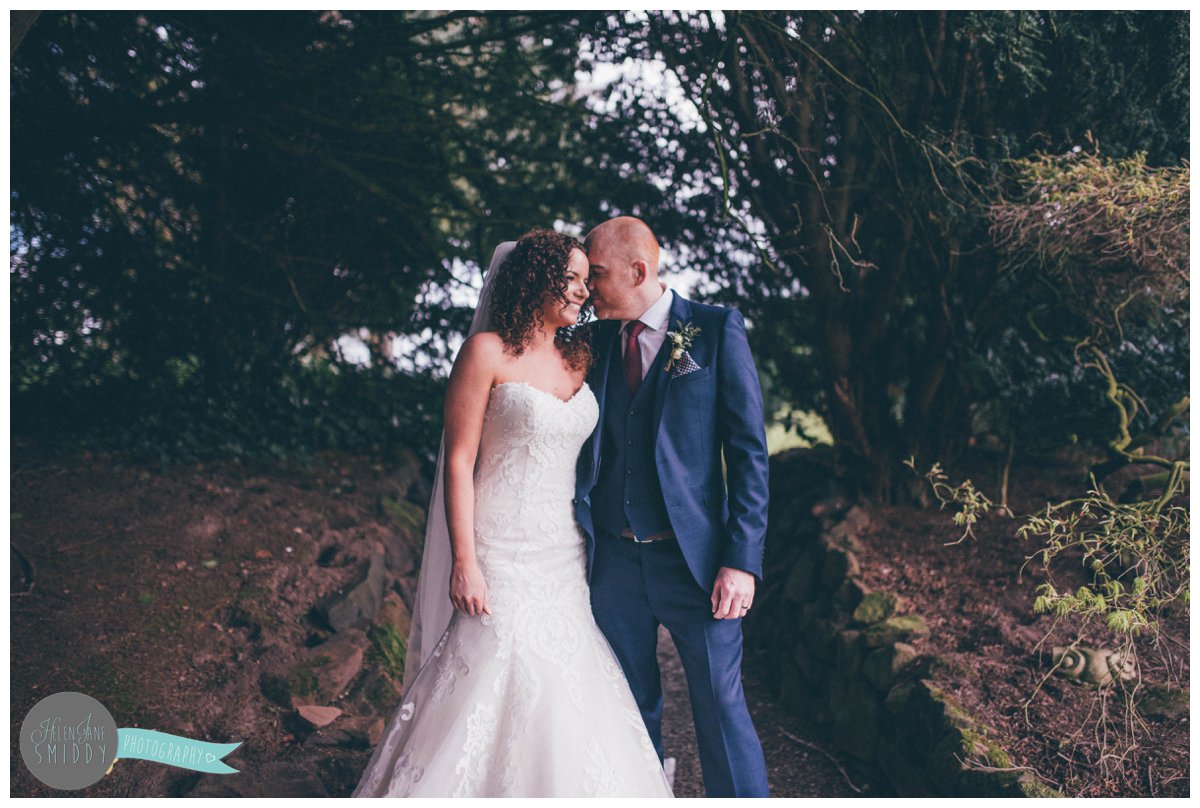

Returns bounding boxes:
[21,692,242,791]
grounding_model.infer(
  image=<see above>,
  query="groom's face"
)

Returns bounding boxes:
[585,241,638,321]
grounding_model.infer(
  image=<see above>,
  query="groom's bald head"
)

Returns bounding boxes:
[583,216,664,321]
[584,216,660,277]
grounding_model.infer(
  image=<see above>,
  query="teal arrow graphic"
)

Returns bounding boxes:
[116,728,241,774]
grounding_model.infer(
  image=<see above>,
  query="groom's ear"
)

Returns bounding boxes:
[631,260,648,285]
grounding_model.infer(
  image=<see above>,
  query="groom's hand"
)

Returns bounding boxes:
[711,567,756,620]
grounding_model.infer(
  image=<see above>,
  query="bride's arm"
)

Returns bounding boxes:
[442,332,502,616]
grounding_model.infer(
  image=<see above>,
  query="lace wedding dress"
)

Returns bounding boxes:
[353,381,673,798]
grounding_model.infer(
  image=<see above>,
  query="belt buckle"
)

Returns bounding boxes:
[631,531,651,544]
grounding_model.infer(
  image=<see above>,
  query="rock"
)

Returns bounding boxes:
[345,668,404,720]
[1017,772,1062,797]
[958,763,1060,799]
[876,735,938,796]
[835,630,866,678]
[884,680,976,757]
[863,642,918,692]
[819,538,861,589]
[793,645,829,687]
[778,659,817,718]
[375,589,412,642]
[826,517,868,554]
[797,601,823,633]
[183,760,329,797]
[801,617,843,663]
[380,495,426,554]
[863,614,929,648]
[340,715,387,747]
[842,504,873,536]
[853,591,901,625]
[297,704,342,728]
[908,653,980,683]
[957,766,1022,797]
[276,629,366,707]
[929,726,1012,795]
[782,550,820,604]
[830,679,880,761]
[834,577,871,611]
[1138,685,1189,719]
[319,552,388,631]
[304,729,352,748]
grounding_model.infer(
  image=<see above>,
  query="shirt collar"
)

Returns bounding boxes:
[621,284,673,333]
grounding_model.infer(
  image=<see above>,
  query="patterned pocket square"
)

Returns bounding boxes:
[670,351,702,378]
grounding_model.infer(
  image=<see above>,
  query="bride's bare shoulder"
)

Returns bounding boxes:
[452,332,508,376]
[460,331,505,357]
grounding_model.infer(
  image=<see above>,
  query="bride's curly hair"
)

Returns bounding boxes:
[488,228,592,372]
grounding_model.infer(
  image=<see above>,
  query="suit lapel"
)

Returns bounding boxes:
[589,320,620,477]
[652,291,693,434]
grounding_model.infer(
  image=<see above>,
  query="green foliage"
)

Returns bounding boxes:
[11,11,651,460]
[13,353,449,466]
[585,11,1189,499]
[902,457,996,544]
[991,147,1189,346]
[1020,479,1189,640]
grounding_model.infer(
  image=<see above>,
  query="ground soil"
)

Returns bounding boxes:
[853,444,1189,798]
[9,437,1187,797]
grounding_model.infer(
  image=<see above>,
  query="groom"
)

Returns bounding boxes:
[573,216,770,797]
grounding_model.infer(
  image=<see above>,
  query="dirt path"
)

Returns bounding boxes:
[658,628,869,798]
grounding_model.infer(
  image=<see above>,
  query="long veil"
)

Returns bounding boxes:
[402,240,516,692]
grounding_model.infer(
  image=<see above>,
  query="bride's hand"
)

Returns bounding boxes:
[450,561,491,616]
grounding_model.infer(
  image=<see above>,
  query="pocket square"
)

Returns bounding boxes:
[670,351,702,378]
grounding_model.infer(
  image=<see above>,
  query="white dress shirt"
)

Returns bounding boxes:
[620,284,675,381]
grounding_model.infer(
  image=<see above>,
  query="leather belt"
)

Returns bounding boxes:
[620,527,676,543]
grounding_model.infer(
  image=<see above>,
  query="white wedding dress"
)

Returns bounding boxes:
[353,381,673,798]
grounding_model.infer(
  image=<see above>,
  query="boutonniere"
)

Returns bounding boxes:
[664,320,701,374]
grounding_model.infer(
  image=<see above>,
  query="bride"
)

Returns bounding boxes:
[352,229,673,798]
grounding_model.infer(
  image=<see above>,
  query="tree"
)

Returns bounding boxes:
[586,11,1188,500]
[11,11,656,454]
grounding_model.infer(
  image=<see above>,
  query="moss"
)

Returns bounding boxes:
[854,591,899,624]
[1019,775,1062,798]
[362,673,400,713]
[260,672,292,707]
[961,727,1013,769]
[381,496,426,548]
[291,654,330,697]
[367,622,407,682]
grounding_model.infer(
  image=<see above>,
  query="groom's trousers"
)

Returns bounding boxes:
[590,530,770,798]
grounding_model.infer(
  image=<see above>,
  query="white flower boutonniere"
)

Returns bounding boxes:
[664,320,701,374]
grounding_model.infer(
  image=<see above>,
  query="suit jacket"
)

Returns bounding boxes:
[574,291,769,592]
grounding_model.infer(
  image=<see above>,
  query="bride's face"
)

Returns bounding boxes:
[542,248,590,328]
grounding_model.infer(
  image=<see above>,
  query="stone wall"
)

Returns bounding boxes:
[748,452,1059,798]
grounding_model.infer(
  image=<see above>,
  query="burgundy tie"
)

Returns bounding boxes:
[623,321,647,396]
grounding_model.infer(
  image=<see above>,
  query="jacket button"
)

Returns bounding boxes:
[572,498,578,505]
[625,499,632,505]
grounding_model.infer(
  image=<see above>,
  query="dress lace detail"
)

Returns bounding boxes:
[352,382,672,798]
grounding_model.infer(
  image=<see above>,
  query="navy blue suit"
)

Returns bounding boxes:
[574,291,770,797]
